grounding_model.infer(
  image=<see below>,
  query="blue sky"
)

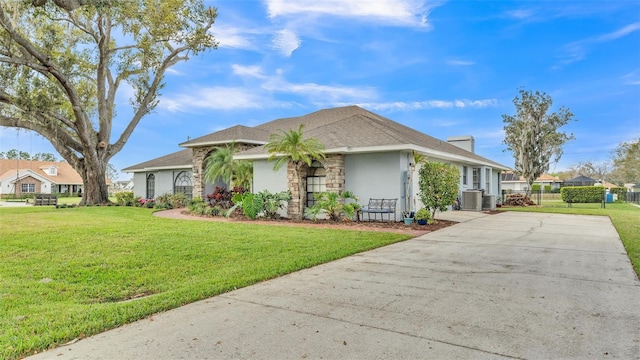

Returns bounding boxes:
[1,0,639,180]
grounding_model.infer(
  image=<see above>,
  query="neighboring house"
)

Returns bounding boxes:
[113,179,135,192]
[501,171,563,191]
[0,159,84,196]
[564,175,598,187]
[124,105,511,219]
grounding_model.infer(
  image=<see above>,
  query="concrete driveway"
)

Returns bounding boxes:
[28,212,639,359]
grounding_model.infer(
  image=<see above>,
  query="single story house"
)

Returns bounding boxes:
[501,171,563,191]
[124,105,511,219]
[564,175,598,187]
[0,159,84,196]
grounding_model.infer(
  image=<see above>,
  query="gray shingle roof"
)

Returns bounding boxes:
[122,149,192,172]
[241,106,508,169]
[179,125,270,147]
[124,105,510,171]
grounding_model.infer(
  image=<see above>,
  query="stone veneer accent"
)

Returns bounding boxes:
[286,154,345,219]
[191,143,256,198]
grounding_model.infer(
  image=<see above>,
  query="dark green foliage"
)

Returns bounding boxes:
[609,187,627,202]
[418,162,460,221]
[414,208,431,223]
[561,186,605,203]
[154,193,189,209]
[187,198,221,216]
[305,191,360,221]
[115,192,136,206]
[229,190,291,219]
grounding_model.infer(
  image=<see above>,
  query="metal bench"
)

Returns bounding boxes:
[360,198,397,222]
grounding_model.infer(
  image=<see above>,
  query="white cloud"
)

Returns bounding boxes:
[597,22,640,42]
[210,25,258,50]
[558,22,640,66]
[165,68,184,76]
[265,0,433,28]
[262,77,377,102]
[446,59,475,66]
[159,87,270,112]
[622,70,640,85]
[231,64,266,79]
[505,9,535,20]
[271,29,301,57]
[355,99,498,111]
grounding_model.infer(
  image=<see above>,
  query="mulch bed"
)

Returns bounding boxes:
[154,208,457,237]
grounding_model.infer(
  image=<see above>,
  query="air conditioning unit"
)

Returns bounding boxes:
[482,195,496,211]
[462,190,482,211]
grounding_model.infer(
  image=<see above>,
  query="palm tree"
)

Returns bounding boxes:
[264,124,325,219]
[204,143,253,189]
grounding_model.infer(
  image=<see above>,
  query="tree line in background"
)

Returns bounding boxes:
[0,149,57,161]
[502,89,638,194]
[554,137,640,185]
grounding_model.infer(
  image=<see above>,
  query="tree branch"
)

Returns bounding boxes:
[0,6,92,147]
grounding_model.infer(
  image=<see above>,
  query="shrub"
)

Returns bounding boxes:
[609,187,627,202]
[228,190,291,219]
[418,162,460,222]
[138,198,154,208]
[206,186,234,209]
[561,186,605,203]
[532,184,541,192]
[115,191,136,206]
[305,191,359,221]
[154,192,189,209]
[414,208,431,223]
[544,185,552,193]
[187,198,221,216]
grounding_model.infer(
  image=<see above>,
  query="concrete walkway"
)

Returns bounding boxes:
[28,212,639,359]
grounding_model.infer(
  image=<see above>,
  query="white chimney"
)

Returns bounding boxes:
[447,135,475,153]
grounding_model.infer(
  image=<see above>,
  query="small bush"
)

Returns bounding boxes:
[414,208,431,223]
[154,193,189,209]
[305,191,358,221]
[532,184,541,192]
[116,191,136,206]
[206,186,234,209]
[544,185,552,193]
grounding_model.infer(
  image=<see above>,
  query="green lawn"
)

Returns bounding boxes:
[501,202,640,277]
[0,206,411,360]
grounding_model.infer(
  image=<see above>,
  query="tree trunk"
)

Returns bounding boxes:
[77,157,110,206]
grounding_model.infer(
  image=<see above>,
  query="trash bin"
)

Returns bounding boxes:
[606,193,613,203]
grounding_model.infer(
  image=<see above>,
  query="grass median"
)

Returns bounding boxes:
[501,202,640,277]
[0,206,411,359]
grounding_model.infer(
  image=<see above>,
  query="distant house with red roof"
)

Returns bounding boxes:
[0,159,93,197]
[501,171,563,191]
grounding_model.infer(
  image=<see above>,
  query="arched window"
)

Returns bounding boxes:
[146,174,155,199]
[174,171,193,199]
[306,160,326,208]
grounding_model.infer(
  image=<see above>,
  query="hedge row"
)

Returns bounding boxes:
[560,186,605,203]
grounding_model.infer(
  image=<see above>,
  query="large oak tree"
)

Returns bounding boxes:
[503,89,575,196]
[0,0,217,204]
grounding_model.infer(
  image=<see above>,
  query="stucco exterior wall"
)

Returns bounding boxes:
[253,160,288,193]
[132,172,147,198]
[345,152,405,221]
